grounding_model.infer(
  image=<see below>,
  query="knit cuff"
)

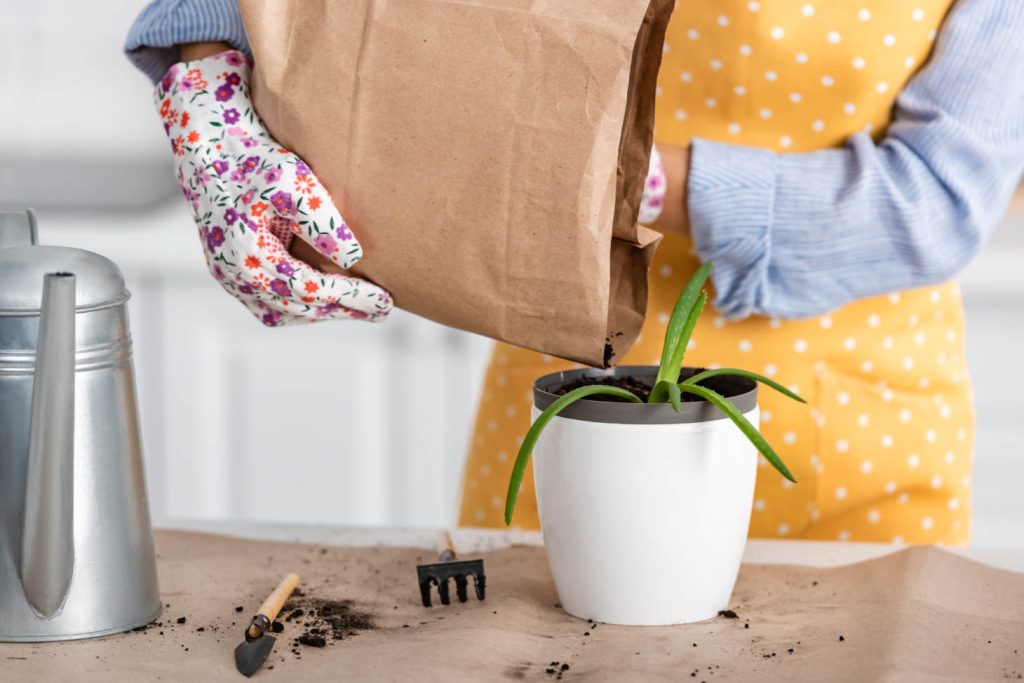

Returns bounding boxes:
[687,137,779,319]
[125,0,252,83]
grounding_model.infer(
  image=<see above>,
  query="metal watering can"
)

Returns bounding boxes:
[0,210,160,641]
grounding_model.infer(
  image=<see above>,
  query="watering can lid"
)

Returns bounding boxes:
[0,245,129,314]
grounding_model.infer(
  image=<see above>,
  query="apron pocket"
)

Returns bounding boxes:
[812,363,973,541]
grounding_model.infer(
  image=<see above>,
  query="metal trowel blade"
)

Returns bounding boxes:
[234,633,276,677]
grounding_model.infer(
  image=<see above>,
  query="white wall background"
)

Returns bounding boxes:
[2,0,1022,543]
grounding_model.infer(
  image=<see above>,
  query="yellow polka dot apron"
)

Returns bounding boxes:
[459,0,972,545]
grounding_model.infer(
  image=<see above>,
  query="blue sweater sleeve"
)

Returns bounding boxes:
[125,0,250,83]
[687,0,1024,320]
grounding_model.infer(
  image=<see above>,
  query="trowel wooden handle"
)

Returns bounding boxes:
[248,573,300,638]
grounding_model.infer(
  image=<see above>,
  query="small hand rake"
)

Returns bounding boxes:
[416,531,486,607]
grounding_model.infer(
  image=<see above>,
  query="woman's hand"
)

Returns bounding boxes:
[155,50,392,325]
[638,144,689,237]
[656,144,690,238]
[179,41,233,62]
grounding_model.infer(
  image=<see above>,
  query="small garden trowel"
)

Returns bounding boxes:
[234,573,300,677]
[416,532,486,607]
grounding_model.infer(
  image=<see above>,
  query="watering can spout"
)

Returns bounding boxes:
[20,272,77,618]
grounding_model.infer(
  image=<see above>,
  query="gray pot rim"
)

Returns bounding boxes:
[533,366,757,425]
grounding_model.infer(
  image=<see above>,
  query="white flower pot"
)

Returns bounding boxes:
[532,366,759,626]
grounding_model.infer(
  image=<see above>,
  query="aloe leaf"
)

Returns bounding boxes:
[649,380,682,410]
[666,382,682,412]
[682,368,807,404]
[664,290,707,382]
[649,290,706,404]
[677,383,796,483]
[654,262,712,389]
[504,385,642,525]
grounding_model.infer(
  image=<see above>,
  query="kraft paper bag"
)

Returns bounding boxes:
[238,0,674,366]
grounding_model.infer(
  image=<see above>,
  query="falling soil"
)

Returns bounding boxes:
[554,368,753,403]
[602,332,624,368]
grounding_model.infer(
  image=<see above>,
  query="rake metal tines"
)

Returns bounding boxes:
[417,548,486,607]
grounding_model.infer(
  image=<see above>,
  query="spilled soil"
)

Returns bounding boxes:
[280,593,375,653]
[121,585,376,666]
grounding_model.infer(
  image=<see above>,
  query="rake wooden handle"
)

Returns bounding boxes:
[440,530,457,561]
[247,573,300,639]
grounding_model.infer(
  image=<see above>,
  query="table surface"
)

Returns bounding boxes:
[3,523,1023,682]
[163,519,1024,573]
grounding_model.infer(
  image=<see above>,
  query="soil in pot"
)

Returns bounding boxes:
[554,368,752,403]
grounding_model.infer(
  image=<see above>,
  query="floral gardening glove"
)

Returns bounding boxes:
[638,145,667,226]
[155,50,392,325]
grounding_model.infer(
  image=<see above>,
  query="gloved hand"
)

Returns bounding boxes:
[155,50,392,325]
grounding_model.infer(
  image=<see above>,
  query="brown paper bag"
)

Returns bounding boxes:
[238,0,673,366]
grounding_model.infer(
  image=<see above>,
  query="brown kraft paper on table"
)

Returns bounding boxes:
[6,532,1023,681]
[238,0,673,367]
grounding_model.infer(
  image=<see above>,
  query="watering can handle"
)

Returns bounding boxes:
[0,209,39,248]
[20,272,77,618]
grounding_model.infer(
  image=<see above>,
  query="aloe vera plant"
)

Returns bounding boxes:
[504,261,805,525]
